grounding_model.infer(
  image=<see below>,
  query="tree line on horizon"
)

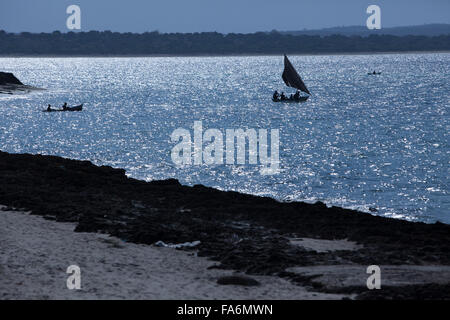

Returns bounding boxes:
[0,30,449,55]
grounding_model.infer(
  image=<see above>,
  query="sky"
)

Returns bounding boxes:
[0,0,449,33]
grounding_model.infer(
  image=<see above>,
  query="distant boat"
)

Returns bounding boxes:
[368,71,382,75]
[273,55,310,103]
[43,104,83,112]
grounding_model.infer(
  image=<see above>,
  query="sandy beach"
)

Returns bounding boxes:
[2,207,450,300]
[0,207,347,300]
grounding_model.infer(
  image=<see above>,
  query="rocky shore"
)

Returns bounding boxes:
[0,150,449,299]
[0,72,42,94]
[0,72,24,86]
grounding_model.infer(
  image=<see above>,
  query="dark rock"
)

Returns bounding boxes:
[149,178,181,186]
[356,283,450,300]
[0,72,23,85]
[217,276,260,286]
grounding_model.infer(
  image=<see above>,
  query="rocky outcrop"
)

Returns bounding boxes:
[0,72,23,85]
[0,72,43,94]
[0,150,449,299]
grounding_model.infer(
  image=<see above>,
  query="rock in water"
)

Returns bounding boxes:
[217,276,260,286]
[0,72,24,85]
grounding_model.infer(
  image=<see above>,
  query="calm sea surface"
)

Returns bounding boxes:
[0,54,449,223]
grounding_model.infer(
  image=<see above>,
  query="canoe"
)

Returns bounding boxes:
[368,72,382,75]
[43,104,83,112]
[272,96,309,103]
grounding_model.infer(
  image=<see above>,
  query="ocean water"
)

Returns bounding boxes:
[0,54,448,223]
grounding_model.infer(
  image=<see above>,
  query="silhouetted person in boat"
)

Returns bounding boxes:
[273,90,279,101]
[289,94,294,100]
[47,104,51,111]
[373,71,377,74]
[62,102,68,110]
[280,92,286,101]
[294,90,300,100]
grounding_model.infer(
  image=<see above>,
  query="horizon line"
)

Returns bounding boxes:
[1,23,449,35]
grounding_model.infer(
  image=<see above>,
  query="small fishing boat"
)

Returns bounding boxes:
[368,71,382,75]
[43,104,83,112]
[273,55,310,103]
[272,96,309,103]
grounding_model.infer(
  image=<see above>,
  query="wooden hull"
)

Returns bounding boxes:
[272,96,309,103]
[43,104,83,112]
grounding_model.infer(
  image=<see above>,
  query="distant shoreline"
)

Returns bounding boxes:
[0,50,449,58]
[1,31,448,57]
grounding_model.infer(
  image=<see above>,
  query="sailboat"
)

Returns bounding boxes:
[273,55,310,103]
